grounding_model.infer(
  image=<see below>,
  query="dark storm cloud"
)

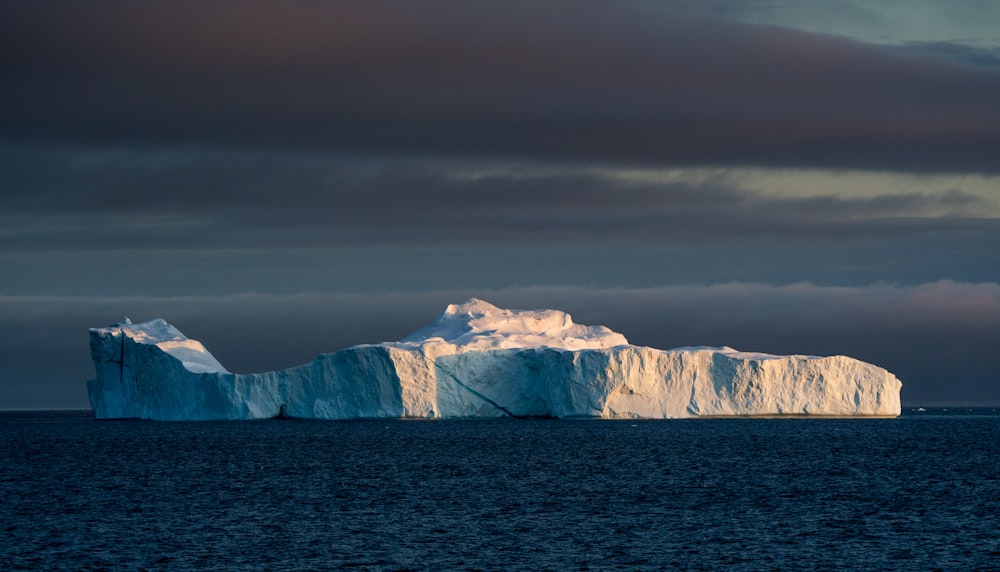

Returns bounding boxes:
[1,281,998,408]
[3,146,997,253]
[3,0,1000,171]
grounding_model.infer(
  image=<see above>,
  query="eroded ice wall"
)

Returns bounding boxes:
[88,299,902,420]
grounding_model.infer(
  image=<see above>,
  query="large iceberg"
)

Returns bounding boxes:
[88,299,902,420]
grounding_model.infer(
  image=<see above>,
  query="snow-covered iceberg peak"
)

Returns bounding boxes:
[91,318,228,374]
[399,298,628,351]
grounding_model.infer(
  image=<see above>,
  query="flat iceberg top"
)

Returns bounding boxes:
[396,298,629,351]
[91,319,229,374]
[667,346,820,361]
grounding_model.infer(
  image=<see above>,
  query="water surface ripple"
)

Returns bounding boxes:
[2,410,998,570]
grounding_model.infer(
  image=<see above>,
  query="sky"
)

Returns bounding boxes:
[1,0,998,408]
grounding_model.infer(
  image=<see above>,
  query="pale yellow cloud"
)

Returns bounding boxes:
[591,166,1000,218]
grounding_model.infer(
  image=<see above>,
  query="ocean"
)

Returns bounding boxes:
[2,409,998,570]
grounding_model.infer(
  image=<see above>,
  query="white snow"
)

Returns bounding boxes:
[87,299,902,420]
[397,298,628,351]
[92,319,228,374]
[668,346,818,360]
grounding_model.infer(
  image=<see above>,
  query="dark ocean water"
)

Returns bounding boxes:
[2,409,999,571]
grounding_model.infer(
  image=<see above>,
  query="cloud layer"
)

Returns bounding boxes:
[4,0,1000,171]
[4,148,998,250]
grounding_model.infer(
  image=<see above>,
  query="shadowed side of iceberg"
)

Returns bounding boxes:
[88,324,282,420]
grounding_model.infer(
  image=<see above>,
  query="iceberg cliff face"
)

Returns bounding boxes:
[88,299,902,420]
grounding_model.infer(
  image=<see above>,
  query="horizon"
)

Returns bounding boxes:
[1,0,998,409]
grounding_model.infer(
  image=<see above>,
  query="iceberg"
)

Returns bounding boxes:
[87,298,902,420]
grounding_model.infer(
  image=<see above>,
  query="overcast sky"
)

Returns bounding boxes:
[2,0,998,408]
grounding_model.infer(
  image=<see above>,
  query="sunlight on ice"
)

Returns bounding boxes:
[87,299,902,420]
